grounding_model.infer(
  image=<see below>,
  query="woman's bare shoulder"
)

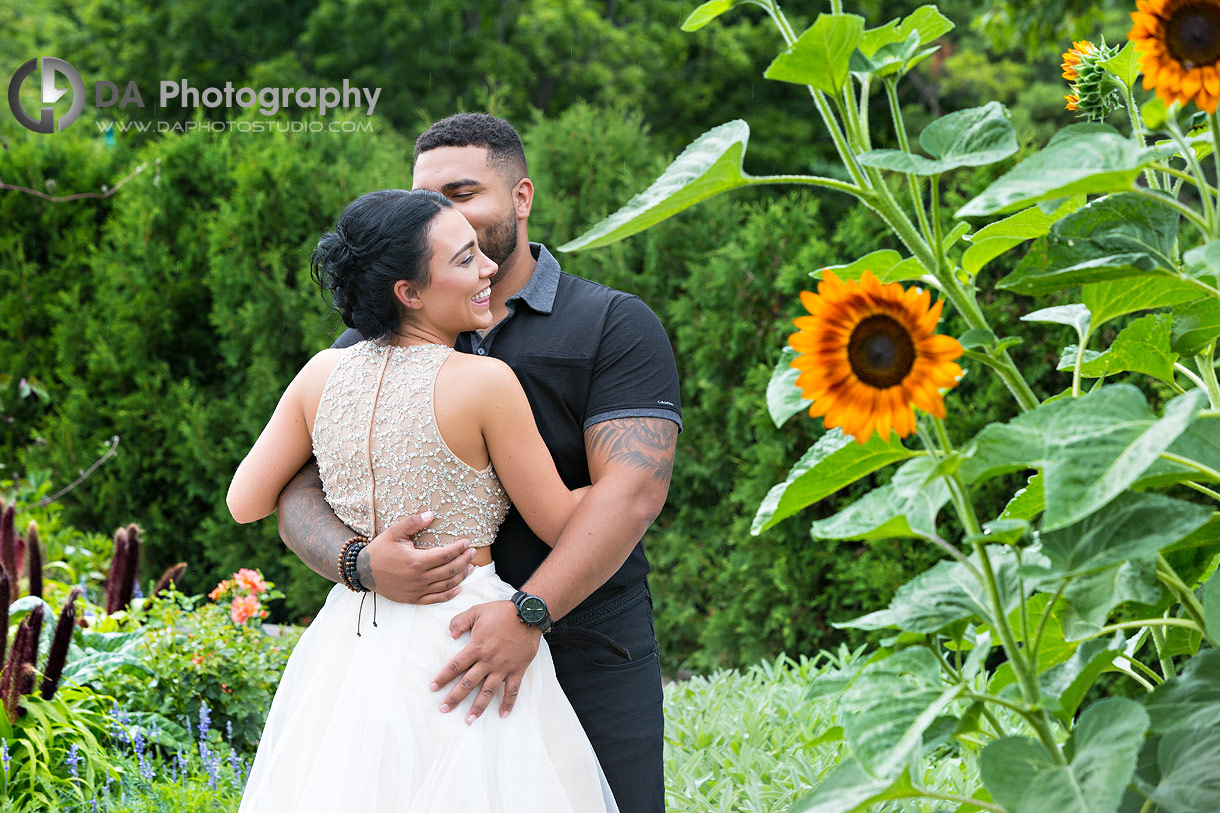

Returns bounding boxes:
[292,348,344,396]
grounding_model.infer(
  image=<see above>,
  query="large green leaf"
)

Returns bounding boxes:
[1083,276,1203,328]
[1023,303,1092,338]
[850,33,937,80]
[1172,297,1220,355]
[956,125,1164,217]
[1132,727,1220,812]
[559,120,754,251]
[858,5,954,56]
[886,545,1031,633]
[1145,649,1220,734]
[1059,557,1162,641]
[765,14,865,92]
[809,456,950,540]
[998,193,1179,295]
[842,648,963,779]
[680,0,742,31]
[1057,313,1179,383]
[959,386,1206,531]
[811,249,926,283]
[1000,472,1045,521]
[961,198,1083,277]
[981,698,1149,813]
[1102,41,1142,90]
[857,102,1018,175]
[1039,633,1125,721]
[1183,240,1220,288]
[789,761,919,813]
[766,346,812,428]
[753,430,917,533]
[1204,566,1220,643]
[1136,413,1220,488]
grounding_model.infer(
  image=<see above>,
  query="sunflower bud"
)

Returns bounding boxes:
[1062,40,1123,121]
[40,587,81,700]
[153,562,187,597]
[25,523,42,600]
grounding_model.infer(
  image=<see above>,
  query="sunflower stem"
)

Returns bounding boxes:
[1210,110,1220,228]
[1029,580,1068,668]
[761,0,872,190]
[1198,342,1220,409]
[1121,81,1162,191]
[885,78,934,245]
[1175,360,1208,390]
[1159,450,1220,482]
[1149,624,1177,680]
[1072,328,1092,398]
[1183,480,1220,502]
[1115,651,1165,687]
[1166,116,1216,234]
[1156,553,1216,647]
[1149,162,1214,194]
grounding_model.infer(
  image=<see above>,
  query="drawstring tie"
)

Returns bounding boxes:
[357,592,379,637]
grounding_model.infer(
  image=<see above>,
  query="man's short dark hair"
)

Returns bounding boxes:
[413,113,528,181]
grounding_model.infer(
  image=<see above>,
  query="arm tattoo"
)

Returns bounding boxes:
[585,418,678,485]
[276,460,367,587]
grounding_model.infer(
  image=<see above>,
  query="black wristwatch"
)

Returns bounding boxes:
[510,591,553,634]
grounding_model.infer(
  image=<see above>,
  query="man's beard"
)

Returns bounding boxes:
[480,212,518,286]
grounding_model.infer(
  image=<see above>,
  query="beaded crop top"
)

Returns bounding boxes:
[311,341,509,548]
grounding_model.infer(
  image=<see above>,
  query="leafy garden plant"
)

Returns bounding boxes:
[566,1,1220,810]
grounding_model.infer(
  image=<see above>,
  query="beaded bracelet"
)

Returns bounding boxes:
[338,536,370,593]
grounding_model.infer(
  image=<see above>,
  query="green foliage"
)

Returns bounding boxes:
[563,1,1220,810]
[4,115,412,620]
[91,587,299,755]
[0,687,117,813]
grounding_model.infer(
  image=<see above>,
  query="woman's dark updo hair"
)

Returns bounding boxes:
[311,189,453,340]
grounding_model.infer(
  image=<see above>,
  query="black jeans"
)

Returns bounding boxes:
[547,586,665,813]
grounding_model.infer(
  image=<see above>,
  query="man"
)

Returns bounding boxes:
[276,112,680,812]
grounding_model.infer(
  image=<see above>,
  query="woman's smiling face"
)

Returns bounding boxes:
[412,207,498,341]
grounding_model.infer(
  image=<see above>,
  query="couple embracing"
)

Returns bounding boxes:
[227,113,680,812]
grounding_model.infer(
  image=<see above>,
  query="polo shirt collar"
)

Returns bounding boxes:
[507,243,559,315]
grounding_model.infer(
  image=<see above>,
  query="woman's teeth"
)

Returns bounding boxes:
[471,287,490,304]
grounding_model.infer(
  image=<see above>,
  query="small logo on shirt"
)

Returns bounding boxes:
[657,400,674,406]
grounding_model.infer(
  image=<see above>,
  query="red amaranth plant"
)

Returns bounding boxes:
[25,522,42,599]
[153,562,187,596]
[0,565,9,668]
[105,524,142,614]
[1,605,43,722]
[40,587,81,700]
[0,504,15,603]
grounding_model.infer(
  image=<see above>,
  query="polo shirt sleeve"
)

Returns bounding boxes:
[332,327,363,349]
[584,295,682,431]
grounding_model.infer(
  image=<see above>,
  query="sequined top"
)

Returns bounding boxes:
[312,341,509,548]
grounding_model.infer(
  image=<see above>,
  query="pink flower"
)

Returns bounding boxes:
[209,580,232,601]
[230,594,261,625]
[233,568,268,595]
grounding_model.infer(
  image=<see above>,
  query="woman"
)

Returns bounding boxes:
[227,189,617,812]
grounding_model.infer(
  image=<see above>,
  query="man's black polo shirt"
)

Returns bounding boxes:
[335,243,682,612]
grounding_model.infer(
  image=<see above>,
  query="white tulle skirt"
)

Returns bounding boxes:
[239,564,617,813]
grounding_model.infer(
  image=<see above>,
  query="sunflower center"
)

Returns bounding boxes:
[1165,2,1220,69]
[847,314,916,389]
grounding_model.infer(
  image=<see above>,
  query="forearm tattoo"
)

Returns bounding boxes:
[276,460,362,587]
[585,418,678,485]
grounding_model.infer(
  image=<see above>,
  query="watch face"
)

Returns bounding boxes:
[519,596,547,624]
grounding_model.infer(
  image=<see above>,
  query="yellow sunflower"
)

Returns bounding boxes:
[1130,0,1220,113]
[789,270,963,444]
[1062,40,1096,80]
[1065,93,1082,111]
